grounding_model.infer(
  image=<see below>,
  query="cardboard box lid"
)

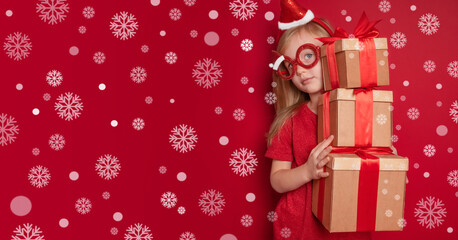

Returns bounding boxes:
[326,153,409,171]
[318,88,393,105]
[320,38,388,56]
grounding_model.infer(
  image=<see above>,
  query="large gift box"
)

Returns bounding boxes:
[320,38,390,91]
[311,152,408,232]
[317,88,393,147]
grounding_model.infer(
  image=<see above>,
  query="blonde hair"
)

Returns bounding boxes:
[266,20,333,146]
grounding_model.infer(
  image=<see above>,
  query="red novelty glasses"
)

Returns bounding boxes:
[271,43,321,80]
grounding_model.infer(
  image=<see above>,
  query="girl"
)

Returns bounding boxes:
[265,0,372,239]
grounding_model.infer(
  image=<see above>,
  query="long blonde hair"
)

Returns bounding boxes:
[266,20,333,146]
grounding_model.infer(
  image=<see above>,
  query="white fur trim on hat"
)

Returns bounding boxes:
[278,10,315,30]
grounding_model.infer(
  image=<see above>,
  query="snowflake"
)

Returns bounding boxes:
[161,192,177,208]
[414,196,447,229]
[124,223,152,240]
[265,92,277,105]
[199,189,225,216]
[231,28,239,36]
[233,108,246,121]
[46,70,63,87]
[141,45,149,53]
[36,0,69,25]
[447,170,458,187]
[131,66,147,83]
[378,0,391,13]
[392,134,398,143]
[215,106,223,115]
[423,60,436,73]
[55,92,83,121]
[179,232,196,240]
[397,218,407,228]
[75,197,92,214]
[450,100,458,123]
[95,154,121,180]
[184,0,196,6]
[28,165,51,188]
[49,133,65,150]
[132,118,145,130]
[192,58,223,89]
[376,113,387,125]
[267,36,275,45]
[78,26,86,34]
[407,107,419,120]
[169,124,198,153]
[3,32,32,61]
[32,148,40,156]
[423,144,436,157]
[241,214,253,227]
[0,113,19,146]
[159,166,167,174]
[110,11,138,40]
[145,96,153,104]
[390,32,407,49]
[418,13,440,35]
[93,52,106,64]
[229,148,258,177]
[190,30,198,38]
[43,93,51,101]
[111,227,118,235]
[263,0,271,3]
[447,61,458,78]
[102,191,111,199]
[82,6,95,19]
[165,51,177,64]
[385,209,393,217]
[280,227,291,238]
[178,206,186,214]
[267,211,278,222]
[169,8,182,21]
[11,223,44,240]
[241,76,249,84]
[229,0,258,21]
[241,39,253,51]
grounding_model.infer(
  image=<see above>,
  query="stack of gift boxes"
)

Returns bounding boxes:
[311,14,409,233]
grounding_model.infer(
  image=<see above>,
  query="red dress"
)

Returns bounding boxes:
[265,102,372,240]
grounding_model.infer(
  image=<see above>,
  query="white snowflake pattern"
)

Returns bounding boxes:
[241,76,249,84]
[161,191,178,208]
[233,108,246,121]
[169,8,182,21]
[169,124,198,153]
[414,196,447,229]
[82,6,95,19]
[93,52,106,64]
[231,28,239,36]
[229,148,258,177]
[49,133,65,151]
[75,197,92,214]
[179,231,196,240]
[378,0,391,13]
[178,206,186,214]
[11,223,44,240]
[132,118,145,130]
[111,227,118,235]
[0,113,19,146]
[263,0,271,3]
[267,211,278,222]
[450,101,458,123]
[165,51,177,64]
[159,166,167,174]
[447,61,458,78]
[241,39,253,52]
[110,11,138,40]
[385,209,393,217]
[43,93,51,101]
[55,92,83,121]
[32,148,40,156]
[397,218,407,228]
[280,227,291,238]
[184,0,196,6]
[131,67,147,83]
[95,154,121,180]
[229,0,258,21]
[36,0,69,25]
[3,32,32,61]
[28,165,51,188]
[376,113,387,125]
[190,30,198,38]
[241,214,253,227]
[418,13,440,35]
[78,26,86,34]
[423,60,436,73]
[102,191,110,200]
[265,92,277,105]
[390,32,407,49]
[192,58,223,89]
[407,107,419,120]
[124,223,152,240]
[392,134,398,143]
[215,106,223,115]
[199,189,225,216]
[267,36,275,45]
[447,170,458,187]
[46,70,63,87]
[141,45,149,53]
[423,144,436,157]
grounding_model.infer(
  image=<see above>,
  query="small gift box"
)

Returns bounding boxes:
[317,88,393,147]
[311,151,408,232]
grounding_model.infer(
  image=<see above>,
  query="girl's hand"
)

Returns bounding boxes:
[303,135,334,180]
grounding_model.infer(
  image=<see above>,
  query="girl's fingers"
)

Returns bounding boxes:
[316,145,332,161]
[314,135,334,155]
[317,156,330,169]
[318,171,330,178]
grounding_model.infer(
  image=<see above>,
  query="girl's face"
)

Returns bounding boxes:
[282,29,324,95]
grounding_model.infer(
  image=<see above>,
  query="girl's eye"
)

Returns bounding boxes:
[304,53,313,59]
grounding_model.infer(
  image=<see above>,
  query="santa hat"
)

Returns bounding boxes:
[277,0,333,40]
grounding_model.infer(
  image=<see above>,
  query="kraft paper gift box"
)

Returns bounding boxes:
[320,38,390,91]
[311,152,408,232]
[318,88,393,147]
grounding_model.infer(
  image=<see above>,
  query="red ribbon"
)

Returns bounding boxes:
[354,88,374,147]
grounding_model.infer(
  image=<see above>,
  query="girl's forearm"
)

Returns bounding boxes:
[271,164,312,193]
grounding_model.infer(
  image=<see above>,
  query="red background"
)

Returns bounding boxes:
[1,0,457,239]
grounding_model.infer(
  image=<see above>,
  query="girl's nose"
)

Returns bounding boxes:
[296,65,308,75]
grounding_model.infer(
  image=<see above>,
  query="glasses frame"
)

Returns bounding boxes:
[272,43,321,80]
